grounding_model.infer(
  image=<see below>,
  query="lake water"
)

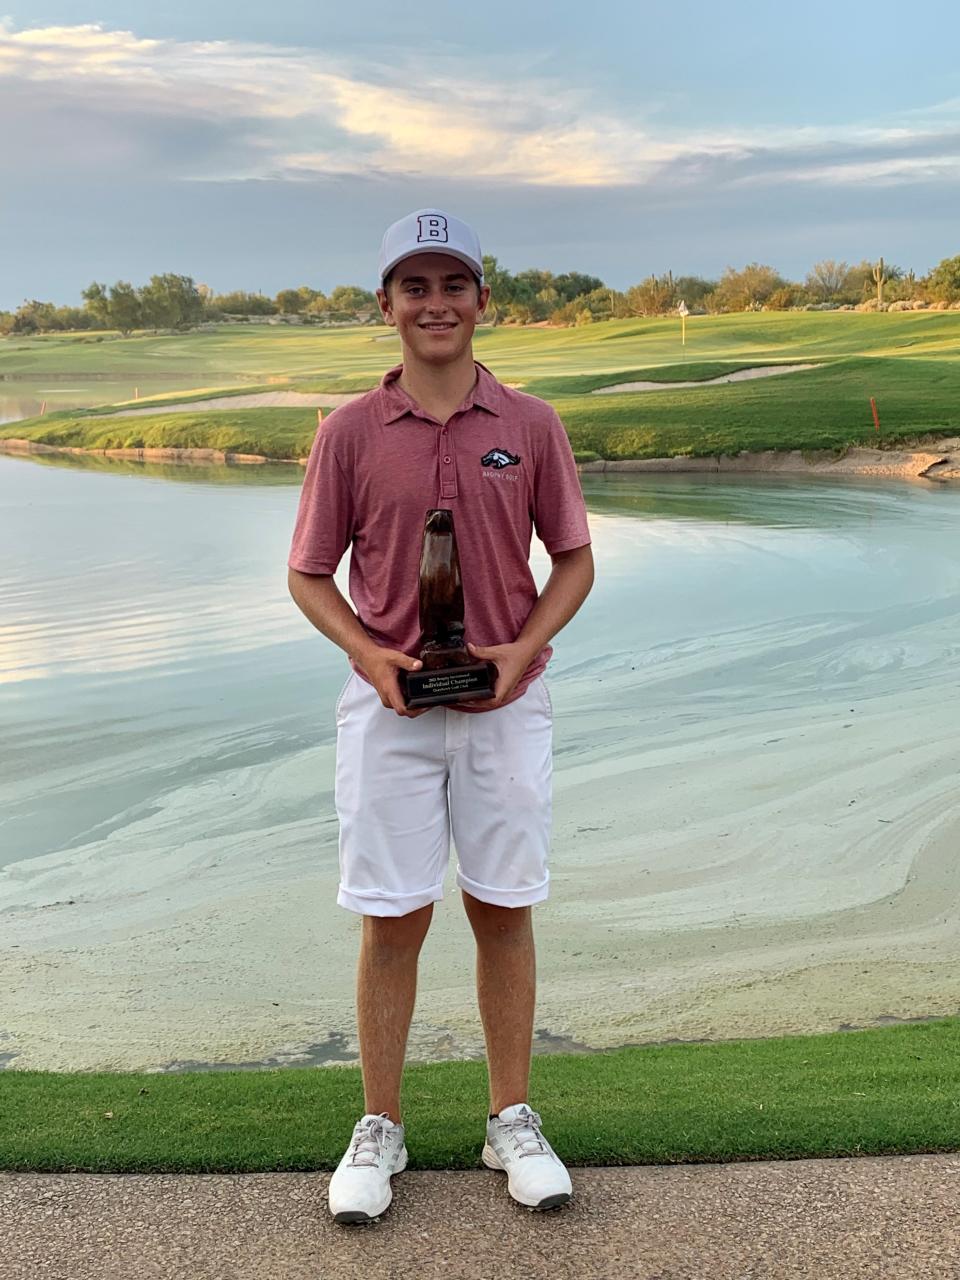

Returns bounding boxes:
[2,453,959,1071]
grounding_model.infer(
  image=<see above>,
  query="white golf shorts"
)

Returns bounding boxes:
[334,671,553,916]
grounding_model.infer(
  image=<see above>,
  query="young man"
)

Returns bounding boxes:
[287,209,594,1223]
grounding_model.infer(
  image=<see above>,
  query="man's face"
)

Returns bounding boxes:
[376,253,490,365]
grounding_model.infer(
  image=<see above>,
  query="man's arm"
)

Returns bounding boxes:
[287,568,424,717]
[466,543,594,707]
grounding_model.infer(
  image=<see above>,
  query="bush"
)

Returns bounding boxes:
[924,254,960,303]
[764,287,797,311]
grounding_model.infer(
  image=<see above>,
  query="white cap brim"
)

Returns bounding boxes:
[381,245,483,284]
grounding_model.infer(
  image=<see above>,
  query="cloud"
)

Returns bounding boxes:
[3,20,960,192]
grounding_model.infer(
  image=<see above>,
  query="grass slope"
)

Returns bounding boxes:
[3,312,958,382]
[2,1019,958,1172]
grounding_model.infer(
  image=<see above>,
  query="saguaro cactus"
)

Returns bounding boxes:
[872,257,887,307]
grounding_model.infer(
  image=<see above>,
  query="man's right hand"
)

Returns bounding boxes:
[360,647,428,718]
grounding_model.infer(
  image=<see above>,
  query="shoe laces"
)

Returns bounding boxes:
[498,1107,549,1158]
[348,1114,392,1167]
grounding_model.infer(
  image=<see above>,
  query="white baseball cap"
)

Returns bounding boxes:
[379,209,484,285]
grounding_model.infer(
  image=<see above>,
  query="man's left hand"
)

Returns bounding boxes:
[462,640,534,710]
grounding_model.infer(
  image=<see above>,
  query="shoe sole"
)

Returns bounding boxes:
[333,1208,384,1224]
[330,1148,407,1224]
[481,1142,572,1211]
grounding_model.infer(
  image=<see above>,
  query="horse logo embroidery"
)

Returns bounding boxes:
[481,448,521,469]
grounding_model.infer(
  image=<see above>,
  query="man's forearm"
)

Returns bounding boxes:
[514,544,594,660]
[287,568,378,663]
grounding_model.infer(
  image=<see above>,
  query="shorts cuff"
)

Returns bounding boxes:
[337,882,444,917]
[455,868,549,908]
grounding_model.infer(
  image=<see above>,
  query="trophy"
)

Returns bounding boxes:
[400,508,498,708]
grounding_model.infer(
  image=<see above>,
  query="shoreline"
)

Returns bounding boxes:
[2,436,959,481]
[579,442,960,482]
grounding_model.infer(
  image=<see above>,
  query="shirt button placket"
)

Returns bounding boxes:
[439,424,458,500]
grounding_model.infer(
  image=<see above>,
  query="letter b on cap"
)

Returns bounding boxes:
[417,214,448,244]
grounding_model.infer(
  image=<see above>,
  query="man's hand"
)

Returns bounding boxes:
[362,647,429,718]
[461,640,534,710]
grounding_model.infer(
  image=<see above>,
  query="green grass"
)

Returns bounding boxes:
[8,356,956,462]
[2,1019,958,1172]
[557,356,959,460]
[2,313,958,460]
[4,311,957,385]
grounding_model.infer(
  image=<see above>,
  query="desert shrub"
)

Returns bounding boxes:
[924,254,960,303]
[764,287,797,310]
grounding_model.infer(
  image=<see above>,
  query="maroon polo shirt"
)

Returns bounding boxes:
[288,361,591,709]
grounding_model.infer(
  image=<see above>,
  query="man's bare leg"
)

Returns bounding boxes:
[461,891,535,1114]
[357,902,434,1124]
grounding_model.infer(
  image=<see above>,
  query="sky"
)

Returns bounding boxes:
[2,0,959,307]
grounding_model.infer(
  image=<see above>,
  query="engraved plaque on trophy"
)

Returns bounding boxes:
[400,508,497,708]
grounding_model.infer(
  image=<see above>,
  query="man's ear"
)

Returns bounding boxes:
[376,286,395,325]
[477,284,492,320]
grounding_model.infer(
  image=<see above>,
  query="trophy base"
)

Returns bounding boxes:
[401,661,497,708]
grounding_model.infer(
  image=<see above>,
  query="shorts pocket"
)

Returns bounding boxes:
[334,672,355,722]
[539,676,554,720]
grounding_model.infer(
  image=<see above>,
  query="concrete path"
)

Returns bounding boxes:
[4,1154,959,1279]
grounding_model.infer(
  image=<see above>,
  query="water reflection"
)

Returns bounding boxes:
[3,446,948,528]
[15,450,305,486]
[581,472,940,530]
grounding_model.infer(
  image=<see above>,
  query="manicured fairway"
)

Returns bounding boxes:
[2,313,958,460]
[1,1018,958,1172]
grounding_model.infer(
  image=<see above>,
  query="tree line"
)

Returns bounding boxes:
[3,254,959,336]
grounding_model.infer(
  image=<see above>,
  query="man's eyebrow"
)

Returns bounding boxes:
[398,272,471,284]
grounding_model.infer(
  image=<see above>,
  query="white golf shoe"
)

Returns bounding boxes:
[482,1103,573,1210]
[328,1112,408,1223]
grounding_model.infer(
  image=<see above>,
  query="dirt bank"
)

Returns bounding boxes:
[3,436,960,481]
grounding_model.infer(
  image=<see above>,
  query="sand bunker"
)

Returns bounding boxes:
[592,364,822,394]
[114,390,365,416]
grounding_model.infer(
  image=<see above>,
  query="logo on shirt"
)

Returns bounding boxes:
[481,448,521,469]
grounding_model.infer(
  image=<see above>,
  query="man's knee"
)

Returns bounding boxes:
[462,891,531,939]
[362,902,434,954]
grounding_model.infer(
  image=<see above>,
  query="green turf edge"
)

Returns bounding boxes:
[2,1019,958,1173]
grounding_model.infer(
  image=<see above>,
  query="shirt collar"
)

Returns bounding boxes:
[380,360,502,424]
